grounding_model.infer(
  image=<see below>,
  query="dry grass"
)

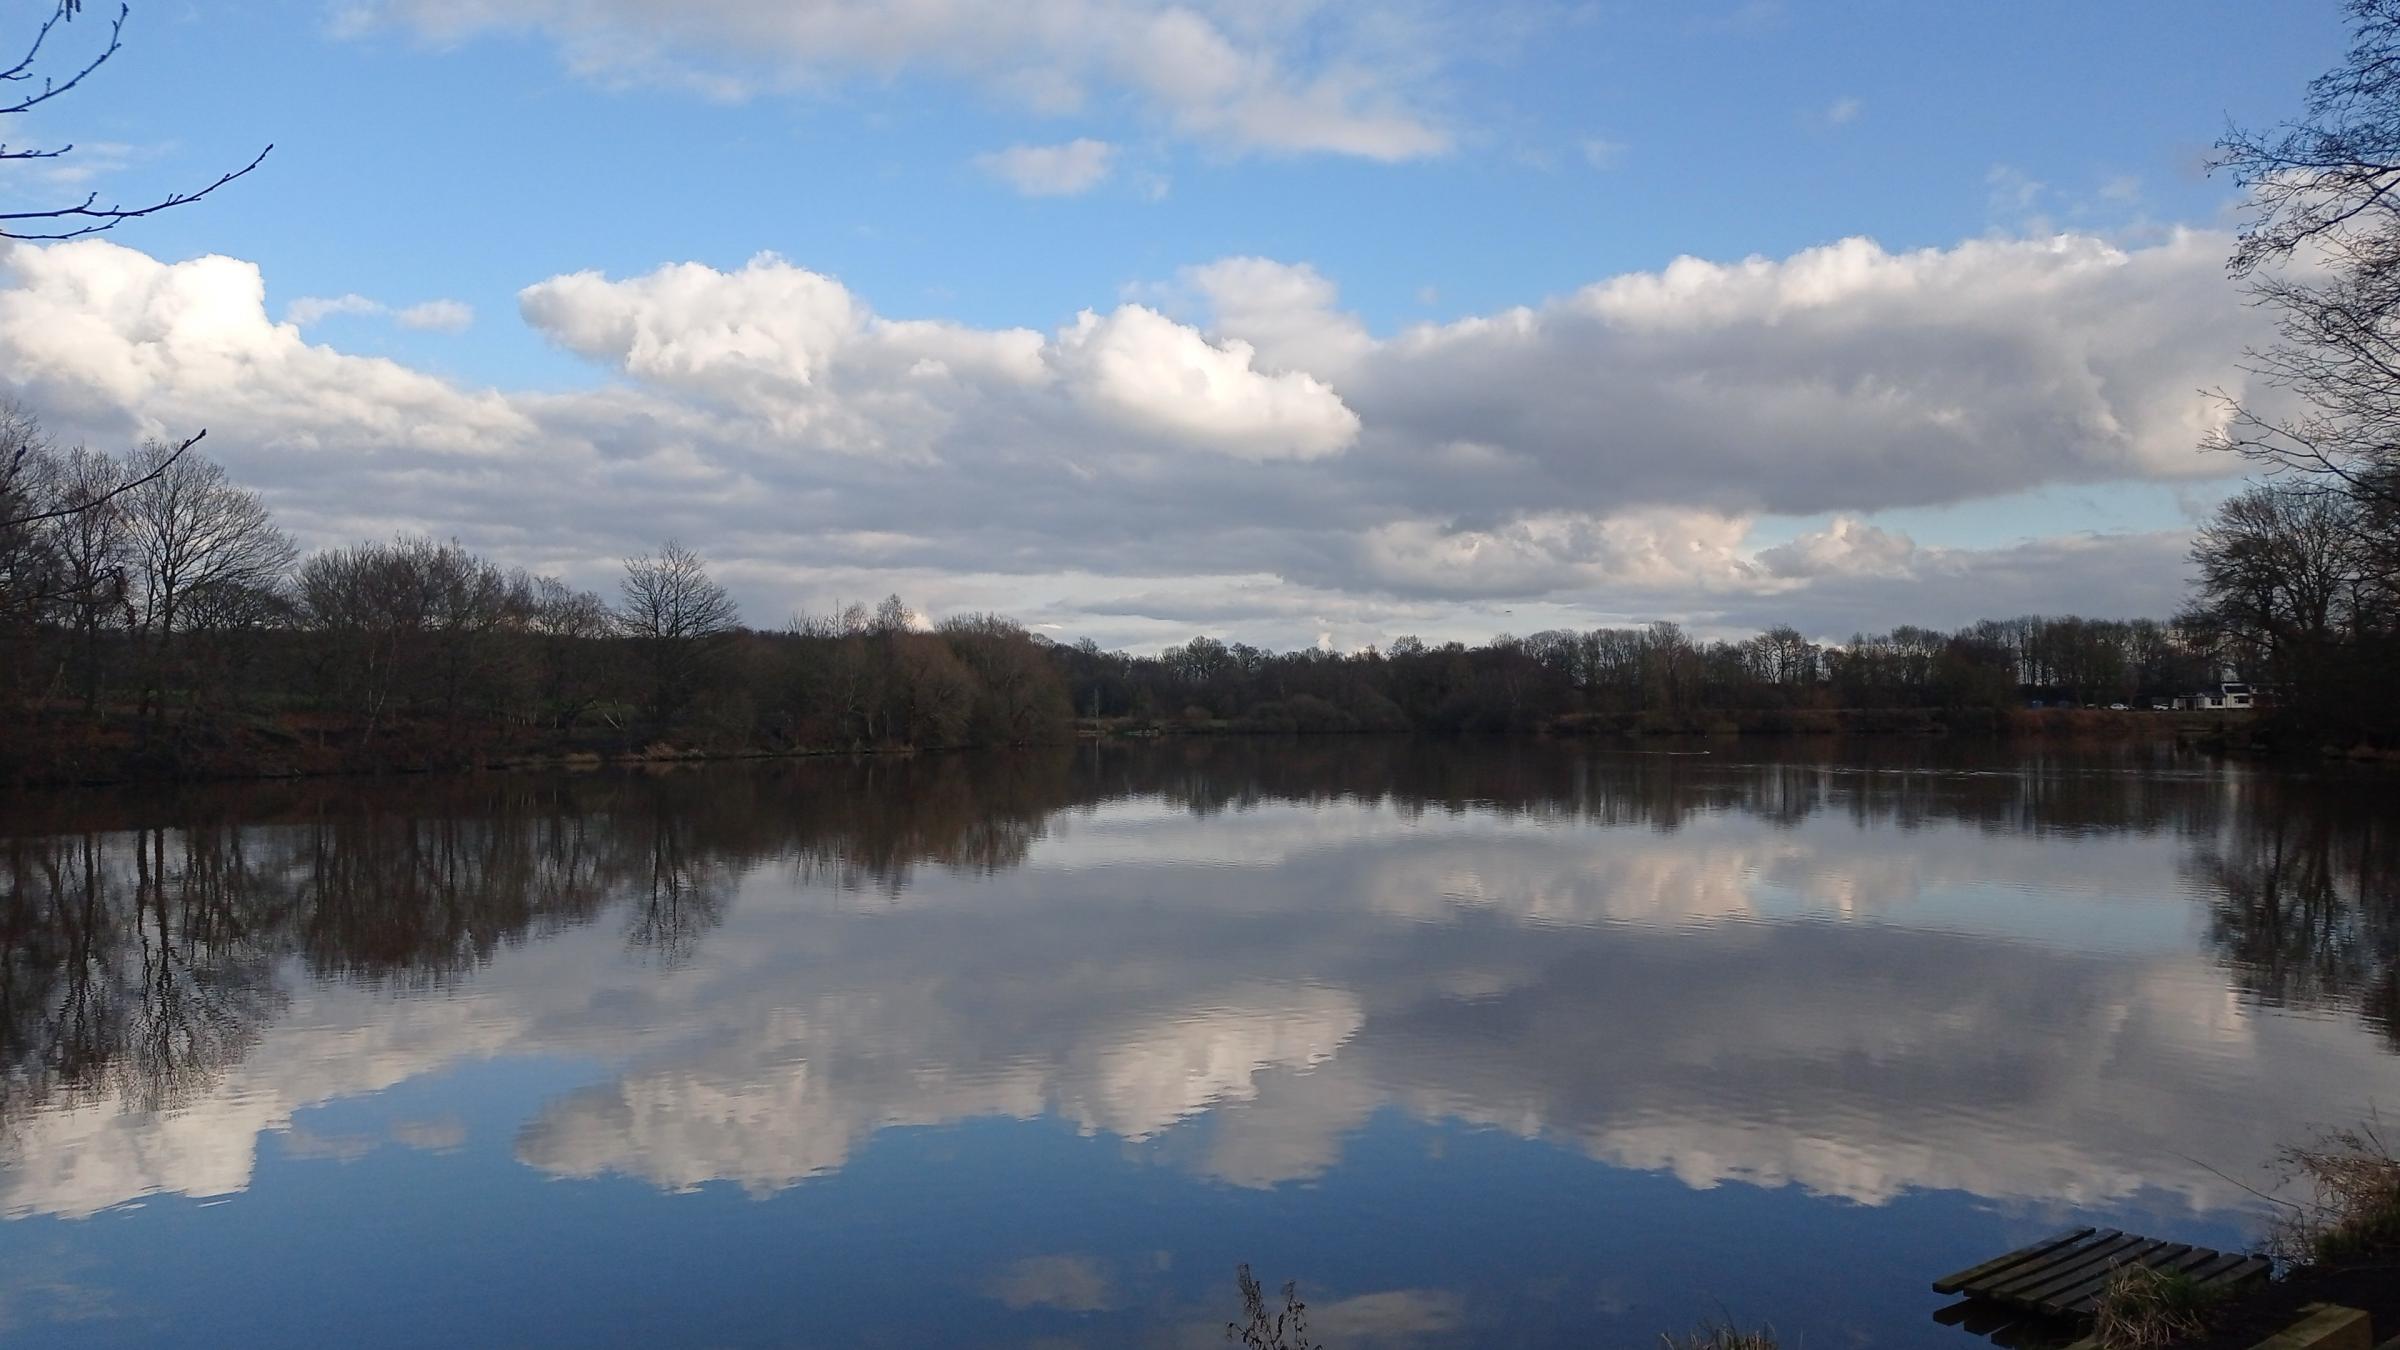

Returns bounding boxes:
[2089,1264,2229,1350]
[2271,1119,2400,1267]
[1658,1319,1779,1350]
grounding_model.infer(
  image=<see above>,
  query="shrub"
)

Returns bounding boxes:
[2272,1119,2400,1266]
[2090,1264,2228,1349]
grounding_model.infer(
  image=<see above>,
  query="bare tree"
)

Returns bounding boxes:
[46,446,133,709]
[2211,0,2400,530]
[2188,481,2374,703]
[937,613,1073,744]
[0,402,58,631]
[526,574,616,729]
[617,540,739,725]
[3,3,270,241]
[296,537,534,738]
[118,440,295,726]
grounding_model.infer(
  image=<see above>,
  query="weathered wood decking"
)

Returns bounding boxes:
[1933,1227,2272,1318]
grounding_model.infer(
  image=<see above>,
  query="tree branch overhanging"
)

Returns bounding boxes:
[0,429,202,530]
[1,2,270,241]
[0,145,272,240]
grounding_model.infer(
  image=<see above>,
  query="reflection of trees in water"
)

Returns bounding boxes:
[623,798,729,967]
[2,826,288,1127]
[0,757,1079,1121]
[1091,738,2236,841]
[783,752,1073,896]
[2,741,2394,1130]
[2188,780,2399,1048]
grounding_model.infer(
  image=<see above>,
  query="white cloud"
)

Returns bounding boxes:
[974,138,1117,196]
[1580,136,1626,169]
[286,291,475,332]
[341,0,1454,160]
[396,298,475,331]
[0,230,2272,648]
[285,292,386,326]
[1756,516,1918,580]
[1176,256,1374,377]
[1048,304,1360,459]
[1821,94,1863,126]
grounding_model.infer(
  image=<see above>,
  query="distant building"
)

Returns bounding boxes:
[2173,682,2256,711]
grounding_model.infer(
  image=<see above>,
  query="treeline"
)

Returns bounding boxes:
[0,412,1073,781]
[2182,479,2399,749]
[4,404,2387,785]
[1053,613,2236,737]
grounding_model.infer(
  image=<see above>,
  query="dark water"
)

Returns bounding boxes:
[2,740,2395,1348]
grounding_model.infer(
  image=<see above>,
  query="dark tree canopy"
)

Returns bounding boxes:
[2195,0,2400,745]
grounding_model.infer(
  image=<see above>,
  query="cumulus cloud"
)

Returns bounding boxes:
[1048,305,1360,459]
[515,251,1354,461]
[0,231,2269,648]
[338,0,1453,160]
[1756,517,1917,580]
[974,138,1117,196]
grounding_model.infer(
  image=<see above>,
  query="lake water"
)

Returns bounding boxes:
[2,740,2395,1347]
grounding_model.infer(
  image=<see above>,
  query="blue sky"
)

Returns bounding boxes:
[0,1,2356,648]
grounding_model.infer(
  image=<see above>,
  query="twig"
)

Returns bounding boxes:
[0,428,203,529]
[2167,1150,2307,1214]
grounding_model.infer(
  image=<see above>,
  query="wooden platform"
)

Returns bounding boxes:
[1933,1227,2272,1317]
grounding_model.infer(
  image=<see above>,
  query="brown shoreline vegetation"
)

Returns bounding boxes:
[0,702,2295,791]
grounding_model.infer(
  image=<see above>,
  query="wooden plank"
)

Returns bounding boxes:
[1932,1227,2097,1294]
[2048,1243,2197,1313]
[1979,1230,2131,1300]
[1931,1299,1979,1327]
[2179,1251,2249,1283]
[1988,1232,2149,1306]
[1972,1228,2122,1299]
[2207,1255,2272,1290]
[2183,1251,2271,1289]
[2061,1244,2213,1314]
[2011,1236,2174,1310]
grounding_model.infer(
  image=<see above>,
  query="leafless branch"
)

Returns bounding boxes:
[0,429,202,529]
[0,2,271,240]
[0,144,272,240]
[0,1,121,117]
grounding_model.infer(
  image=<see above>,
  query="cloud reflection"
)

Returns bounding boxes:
[1,744,2392,1228]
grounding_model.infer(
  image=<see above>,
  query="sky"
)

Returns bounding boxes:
[0,0,2358,651]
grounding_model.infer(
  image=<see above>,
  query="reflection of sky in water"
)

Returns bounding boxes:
[0,744,2394,1347]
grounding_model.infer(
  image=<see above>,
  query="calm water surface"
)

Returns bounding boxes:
[2,740,2395,1347]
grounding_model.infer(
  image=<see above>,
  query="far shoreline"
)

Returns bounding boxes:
[8,705,2386,793]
